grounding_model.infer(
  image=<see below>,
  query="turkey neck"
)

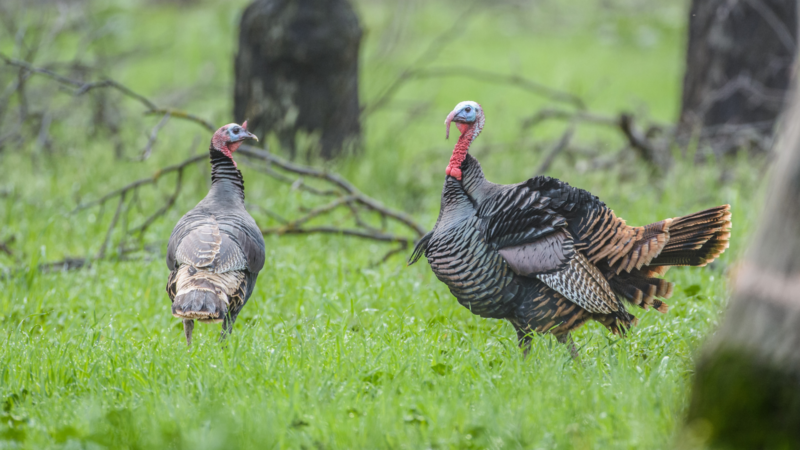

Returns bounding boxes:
[208,148,245,204]
[457,154,501,205]
[447,132,473,176]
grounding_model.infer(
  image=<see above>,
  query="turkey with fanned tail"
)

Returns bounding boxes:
[408,101,731,356]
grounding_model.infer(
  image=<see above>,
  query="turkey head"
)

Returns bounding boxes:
[444,101,485,180]
[211,121,259,167]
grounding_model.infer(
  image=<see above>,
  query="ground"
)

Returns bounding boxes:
[0,0,763,448]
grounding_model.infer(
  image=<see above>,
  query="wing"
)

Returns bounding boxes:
[478,177,623,314]
[219,213,266,275]
[513,280,636,337]
[477,178,581,275]
[166,213,253,274]
[167,204,266,274]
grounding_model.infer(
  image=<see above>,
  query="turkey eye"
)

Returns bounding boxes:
[465,107,471,113]
[232,127,241,134]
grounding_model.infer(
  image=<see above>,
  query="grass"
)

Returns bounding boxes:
[0,0,765,448]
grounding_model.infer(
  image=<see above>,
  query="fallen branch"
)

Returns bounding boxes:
[261,226,413,244]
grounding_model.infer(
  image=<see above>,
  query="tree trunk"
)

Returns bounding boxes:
[682,81,800,448]
[677,0,797,156]
[233,0,362,160]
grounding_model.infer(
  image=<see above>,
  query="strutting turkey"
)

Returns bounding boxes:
[166,122,265,345]
[408,101,732,356]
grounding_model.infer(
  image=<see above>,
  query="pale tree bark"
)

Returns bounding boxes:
[681,85,800,448]
[678,0,797,156]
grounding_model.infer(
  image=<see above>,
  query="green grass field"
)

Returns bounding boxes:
[0,0,764,448]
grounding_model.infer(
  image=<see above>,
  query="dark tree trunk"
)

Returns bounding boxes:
[682,82,800,448]
[234,0,362,160]
[678,0,797,156]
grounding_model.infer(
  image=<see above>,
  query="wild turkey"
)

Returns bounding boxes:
[166,122,265,345]
[409,101,732,355]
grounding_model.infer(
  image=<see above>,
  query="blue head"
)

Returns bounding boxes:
[445,101,484,139]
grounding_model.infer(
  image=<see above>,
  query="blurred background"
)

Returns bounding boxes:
[1,0,784,268]
[0,0,795,448]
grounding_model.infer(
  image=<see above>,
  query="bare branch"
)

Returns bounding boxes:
[365,67,584,117]
[75,79,157,110]
[73,153,206,212]
[618,113,664,167]
[140,112,171,160]
[522,108,617,130]
[275,196,356,231]
[130,168,183,236]
[261,226,413,244]
[371,242,409,267]
[96,192,126,260]
[144,108,214,132]
[237,145,426,237]
[535,125,575,175]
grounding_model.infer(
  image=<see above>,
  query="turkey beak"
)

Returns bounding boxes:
[238,131,258,143]
[445,110,457,139]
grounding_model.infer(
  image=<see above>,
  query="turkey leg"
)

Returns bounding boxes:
[183,319,194,346]
[220,308,242,342]
[557,333,580,359]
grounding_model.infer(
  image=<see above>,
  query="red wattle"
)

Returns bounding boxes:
[446,128,473,180]
[446,165,462,180]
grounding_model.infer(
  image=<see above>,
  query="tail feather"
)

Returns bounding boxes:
[170,265,245,323]
[408,231,433,266]
[173,287,227,323]
[650,205,731,267]
[608,269,673,312]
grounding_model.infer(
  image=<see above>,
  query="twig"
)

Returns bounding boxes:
[4,53,427,270]
[0,53,159,112]
[73,153,205,212]
[364,2,483,116]
[144,108,214,132]
[417,67,584,109]
[247,204,289,225]
[261,226,413,244]
[140,112,170,160]
[274,196,356,231]
[522,108,617,130]
[241,161,340,197]
[75,79,158,110]
[237,145,426,237]
[96,192,125,260]
[371,242,408,267]
[366,67,584,117]
[130,168,183,236]
[618,113,663,167]
[535,126,575,175]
